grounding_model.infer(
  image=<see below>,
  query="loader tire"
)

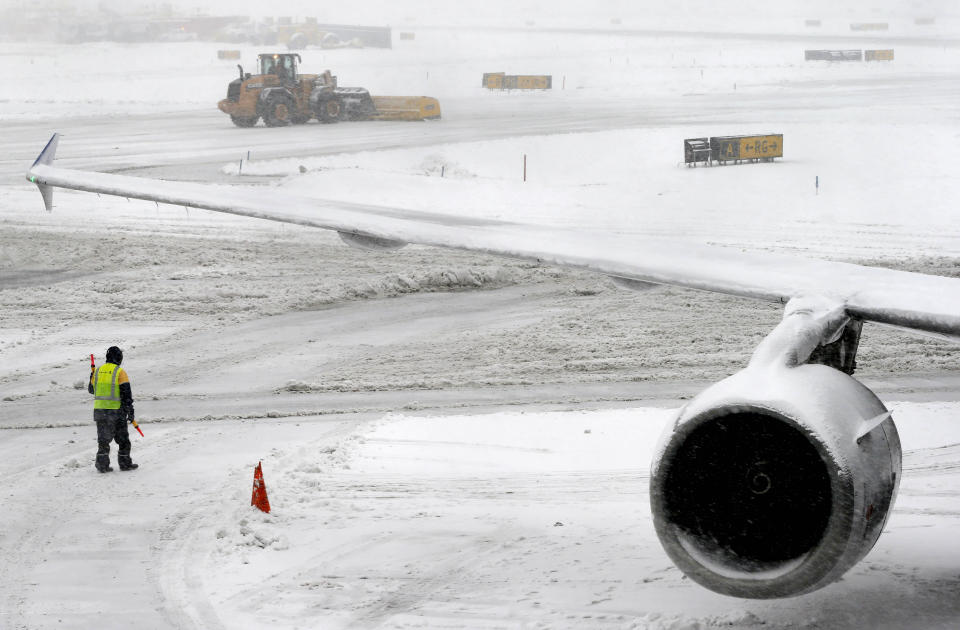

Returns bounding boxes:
[315,98,342,124]
[263,94,295,127]
[230,115,259,128]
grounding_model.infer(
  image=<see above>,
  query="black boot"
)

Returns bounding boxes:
[119,455,138,471]
[96,453,112,473]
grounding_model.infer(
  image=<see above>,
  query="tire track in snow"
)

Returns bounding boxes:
[0,439,101,629]
[348,529,524,629]
[152,507,229,630]
[202,459,647,628]
[149,416,365,628]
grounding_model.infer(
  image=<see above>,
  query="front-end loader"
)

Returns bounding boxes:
[217,53,440,127]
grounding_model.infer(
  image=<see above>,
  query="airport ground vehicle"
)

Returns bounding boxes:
[217,53,440,127]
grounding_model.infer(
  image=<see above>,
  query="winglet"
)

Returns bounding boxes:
[27,133,59,212]
[31,133,59,168]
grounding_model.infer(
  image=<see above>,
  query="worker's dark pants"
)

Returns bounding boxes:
[94,409,132,470]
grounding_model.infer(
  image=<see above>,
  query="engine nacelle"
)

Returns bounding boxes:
[650,364,901,598]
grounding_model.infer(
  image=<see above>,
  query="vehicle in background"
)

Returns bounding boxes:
[217,53,440,128]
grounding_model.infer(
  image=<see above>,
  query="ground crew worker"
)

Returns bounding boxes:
[88,346,138,473]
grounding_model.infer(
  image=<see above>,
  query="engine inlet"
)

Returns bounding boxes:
[663,411,832,568]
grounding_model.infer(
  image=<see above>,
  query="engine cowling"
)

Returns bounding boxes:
[650,364,901,598]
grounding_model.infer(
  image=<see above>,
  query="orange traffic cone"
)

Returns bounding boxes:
[251,461,271,513]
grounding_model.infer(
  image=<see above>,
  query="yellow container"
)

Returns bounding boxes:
[483,73,551,89]
[483,72,506,88]
[511,75,552,89]
[865,49,894,61]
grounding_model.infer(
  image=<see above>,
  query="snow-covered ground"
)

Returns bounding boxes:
[2,6,960,629]
[4,403,957,629]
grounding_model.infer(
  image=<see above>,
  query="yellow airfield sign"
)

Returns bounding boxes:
[738,135,783,160]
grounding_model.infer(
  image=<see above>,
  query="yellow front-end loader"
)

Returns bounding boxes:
[217,53,440,127]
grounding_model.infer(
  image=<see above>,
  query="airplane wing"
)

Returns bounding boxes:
[25,133,960,340]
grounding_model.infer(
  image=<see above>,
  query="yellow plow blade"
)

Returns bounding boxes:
[370,96,441,120]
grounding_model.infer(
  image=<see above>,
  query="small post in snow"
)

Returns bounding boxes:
[523,154,527,182]
[238,158,243,175]
[816,175,819,195]
[441,165,445,178]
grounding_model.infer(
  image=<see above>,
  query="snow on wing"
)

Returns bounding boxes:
[25,134,960,340]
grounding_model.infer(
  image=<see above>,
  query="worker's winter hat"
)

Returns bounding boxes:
[106,346,123,365]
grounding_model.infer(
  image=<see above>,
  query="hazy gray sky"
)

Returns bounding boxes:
[16,0,958,23]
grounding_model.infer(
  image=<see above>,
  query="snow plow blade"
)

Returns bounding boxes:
[369,96,441,121]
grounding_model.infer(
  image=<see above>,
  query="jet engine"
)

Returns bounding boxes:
[650,363,901,598]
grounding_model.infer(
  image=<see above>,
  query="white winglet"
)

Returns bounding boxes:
[27,133,59,212]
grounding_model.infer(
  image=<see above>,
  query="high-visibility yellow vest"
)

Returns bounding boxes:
[93,363,122,410]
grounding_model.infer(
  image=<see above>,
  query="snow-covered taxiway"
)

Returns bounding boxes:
[2,9,960,629]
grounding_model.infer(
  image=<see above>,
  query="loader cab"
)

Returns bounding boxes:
[258,53,300,82]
